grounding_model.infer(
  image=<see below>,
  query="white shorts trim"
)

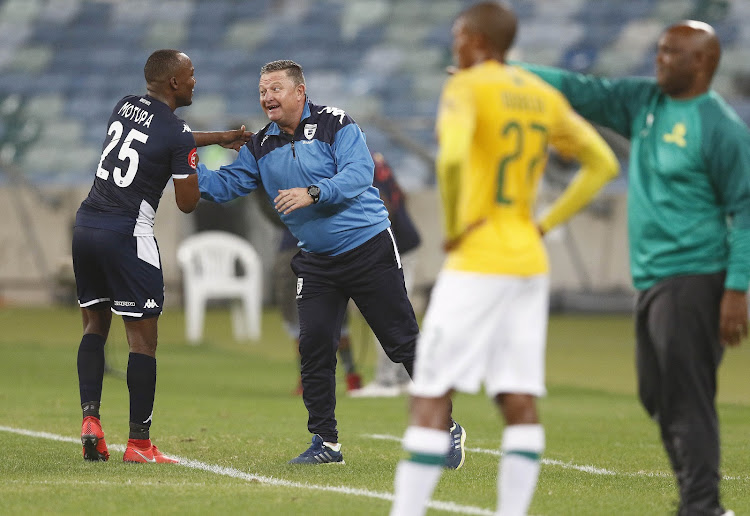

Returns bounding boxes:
[79,297,110,307]
[110,308,144,317]
[410,270,549,399]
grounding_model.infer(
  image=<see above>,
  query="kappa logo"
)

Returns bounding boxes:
[144,299,159,309]
[317,106,346,124]
[182,123,192,133]
[304,123,317,140]
[296,277,303,299]
[663,122,687,148]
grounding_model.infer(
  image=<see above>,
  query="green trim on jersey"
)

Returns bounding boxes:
[521,64,750,291]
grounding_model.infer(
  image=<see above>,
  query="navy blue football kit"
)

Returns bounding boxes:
[73,94,197,319]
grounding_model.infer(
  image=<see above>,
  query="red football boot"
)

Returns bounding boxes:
[123,439,179,464]
[81,416,109,462]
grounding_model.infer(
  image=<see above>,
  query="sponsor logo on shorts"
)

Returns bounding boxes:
[144,299,159,309]
[114,300,136,307]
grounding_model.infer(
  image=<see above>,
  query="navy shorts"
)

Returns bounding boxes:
[72,226,164,320]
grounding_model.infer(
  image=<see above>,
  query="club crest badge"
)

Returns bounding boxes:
[304,124,317,140]
[296,277,303,297]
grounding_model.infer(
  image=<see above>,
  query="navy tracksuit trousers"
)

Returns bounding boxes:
[291,229,418,443]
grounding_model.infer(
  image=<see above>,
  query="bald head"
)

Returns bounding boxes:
[656,20,721,98]
[666,20,721,76]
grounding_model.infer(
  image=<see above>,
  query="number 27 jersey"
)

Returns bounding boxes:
[436,61,605,275]
[76,94,197,236]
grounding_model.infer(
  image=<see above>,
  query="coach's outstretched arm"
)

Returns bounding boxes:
[515,62,657,140]
[196,146,261,203]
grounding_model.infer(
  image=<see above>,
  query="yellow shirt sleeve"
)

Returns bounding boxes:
[436,77,476,241]
[538,105,619,233]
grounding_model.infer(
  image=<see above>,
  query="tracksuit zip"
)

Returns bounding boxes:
[281,131,297,159]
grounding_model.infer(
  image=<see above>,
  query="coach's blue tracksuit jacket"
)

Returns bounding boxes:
[197,99,390,255]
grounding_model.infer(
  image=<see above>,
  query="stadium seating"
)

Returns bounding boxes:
[0,0,748,186]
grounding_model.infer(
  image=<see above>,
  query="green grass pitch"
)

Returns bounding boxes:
[1,307,748,515]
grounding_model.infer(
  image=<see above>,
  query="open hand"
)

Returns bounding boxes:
[220,125,254,151]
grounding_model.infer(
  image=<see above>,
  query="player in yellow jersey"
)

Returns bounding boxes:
[390,2,619,515]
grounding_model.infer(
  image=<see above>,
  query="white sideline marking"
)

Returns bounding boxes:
[0,425,493,516]
[363,433,746,481]
[365,432,624,476]
[5,479,210,487]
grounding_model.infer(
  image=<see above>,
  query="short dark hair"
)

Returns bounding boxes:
[260,60,305,85]
[144,49,185,83]
[460,1,517,54]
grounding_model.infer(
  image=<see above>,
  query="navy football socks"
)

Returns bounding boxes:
[127,352,156,439]
[77,333,106,412]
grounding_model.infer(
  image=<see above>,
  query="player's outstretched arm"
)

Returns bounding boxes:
[193,126,253,151]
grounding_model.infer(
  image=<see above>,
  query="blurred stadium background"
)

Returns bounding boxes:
[1,0,748,313]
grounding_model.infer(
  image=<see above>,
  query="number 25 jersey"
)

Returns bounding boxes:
[76,95,197,236]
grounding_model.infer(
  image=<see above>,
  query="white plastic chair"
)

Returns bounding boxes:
[176,231,262,343]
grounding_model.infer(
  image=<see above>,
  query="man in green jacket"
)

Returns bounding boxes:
[524,21,749,516]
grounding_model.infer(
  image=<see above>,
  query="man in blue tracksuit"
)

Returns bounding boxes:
[197,60,466,466]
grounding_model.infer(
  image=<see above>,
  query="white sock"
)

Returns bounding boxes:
[497,424,545,516]
[390,426,450,516]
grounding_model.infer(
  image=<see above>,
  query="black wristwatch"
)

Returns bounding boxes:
[307,185,321,204]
